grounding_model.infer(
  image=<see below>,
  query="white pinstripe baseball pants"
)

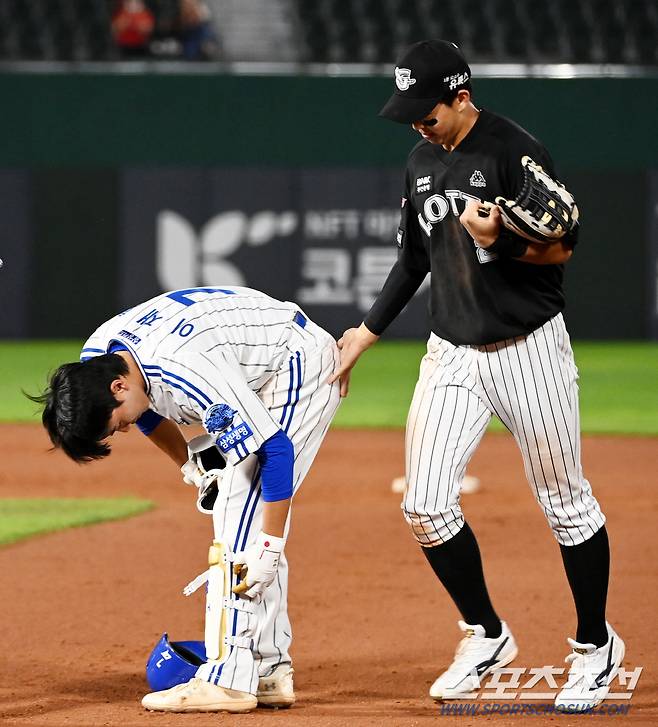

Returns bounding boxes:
[403,313,605,548]
[195,319,340,695]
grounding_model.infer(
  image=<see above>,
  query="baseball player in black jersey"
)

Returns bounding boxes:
[330,40,624,711]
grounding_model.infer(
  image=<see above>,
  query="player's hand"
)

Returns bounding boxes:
[328,323,380,398]
[232,531,285,602]
[459,200,501,248]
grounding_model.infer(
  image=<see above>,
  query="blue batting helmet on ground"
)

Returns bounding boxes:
[146,633,207,691]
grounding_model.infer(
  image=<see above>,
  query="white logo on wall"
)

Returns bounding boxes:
[395,67,417,91]
[156,207,427,312]
[156,210,298,290]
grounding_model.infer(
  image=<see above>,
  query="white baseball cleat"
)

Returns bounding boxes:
[554,623,625,712]
[257,663,295,708]
[429,620,518,700]
[141,677,257,713]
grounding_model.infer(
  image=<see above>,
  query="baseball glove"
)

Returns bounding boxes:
[495,156,579,244]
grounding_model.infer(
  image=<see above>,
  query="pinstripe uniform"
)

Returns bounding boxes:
[404,315,604,547]
[369,39,619,700]
[82,286,340,694]
[364,110,605,549]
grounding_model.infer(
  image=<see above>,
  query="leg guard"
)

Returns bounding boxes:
[184,540,256,671]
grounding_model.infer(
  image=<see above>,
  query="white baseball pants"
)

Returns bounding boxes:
[196,319,340,694]
[403,313,605,548]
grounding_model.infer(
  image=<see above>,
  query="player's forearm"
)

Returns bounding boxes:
[516,240,573,265]
[147,418,189,467]
[256,430,294,538]
[262,498,291,538]
[364,260,427,335]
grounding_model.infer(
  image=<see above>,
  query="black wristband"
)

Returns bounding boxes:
[487,231,528,258]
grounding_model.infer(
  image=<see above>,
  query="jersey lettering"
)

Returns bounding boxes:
[118,329,142,344]
[171,319,195,337]
[216,422,254,452]
[417,190,482,237]
[424,194,450,223]
[136,309,163,326]
[416,175,432,193]
[444,189,462,216]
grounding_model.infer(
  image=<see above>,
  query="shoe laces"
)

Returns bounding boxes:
[450,631,486,669]
[563,646,598,687]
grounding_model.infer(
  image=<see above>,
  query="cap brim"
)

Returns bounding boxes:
[378,93,440,124]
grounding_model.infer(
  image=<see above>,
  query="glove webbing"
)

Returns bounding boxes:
[519,171,573,233]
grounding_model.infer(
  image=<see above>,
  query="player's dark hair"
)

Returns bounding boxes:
[26,354,129,463]
[439,80,473,106]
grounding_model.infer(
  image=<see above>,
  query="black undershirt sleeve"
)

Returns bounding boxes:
[363,180,430,336]
[363,261,427,335]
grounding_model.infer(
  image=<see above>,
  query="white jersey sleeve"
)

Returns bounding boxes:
[151,348,281,465]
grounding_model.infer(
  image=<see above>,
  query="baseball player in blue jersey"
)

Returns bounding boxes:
[33,286,340,713]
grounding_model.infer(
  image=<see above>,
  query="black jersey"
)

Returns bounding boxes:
[365,109,578,345]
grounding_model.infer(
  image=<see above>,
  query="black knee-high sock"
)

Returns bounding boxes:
[559,526,610,647]
[422,522,502,638]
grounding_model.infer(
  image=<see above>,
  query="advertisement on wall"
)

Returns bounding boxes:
[119,167,430,339]
[0,166,652,340]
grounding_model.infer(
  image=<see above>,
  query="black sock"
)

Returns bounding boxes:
[559,526,610,647]
[422,522,502,639]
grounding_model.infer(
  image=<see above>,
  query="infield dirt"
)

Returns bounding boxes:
[1,424,656,726]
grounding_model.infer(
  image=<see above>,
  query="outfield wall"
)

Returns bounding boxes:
[0,73,656,339]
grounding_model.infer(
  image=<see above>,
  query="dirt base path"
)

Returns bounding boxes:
[1,425,656,726]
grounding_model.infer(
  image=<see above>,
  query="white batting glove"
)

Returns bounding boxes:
[232,531,286,601]
[181,434,226,514]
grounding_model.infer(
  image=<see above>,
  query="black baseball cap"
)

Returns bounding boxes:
[379,40,471,124]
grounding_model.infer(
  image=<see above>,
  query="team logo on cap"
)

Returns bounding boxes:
[443,71,470,90]
[395,67,417,91]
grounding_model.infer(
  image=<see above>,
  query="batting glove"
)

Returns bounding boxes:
[232,531,286,601]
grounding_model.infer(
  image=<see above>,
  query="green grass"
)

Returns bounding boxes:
[0,341,83,421]
[567,343,658,435]
[333,341,658,435]
[0,497,153,546]
[1,340,657,435]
